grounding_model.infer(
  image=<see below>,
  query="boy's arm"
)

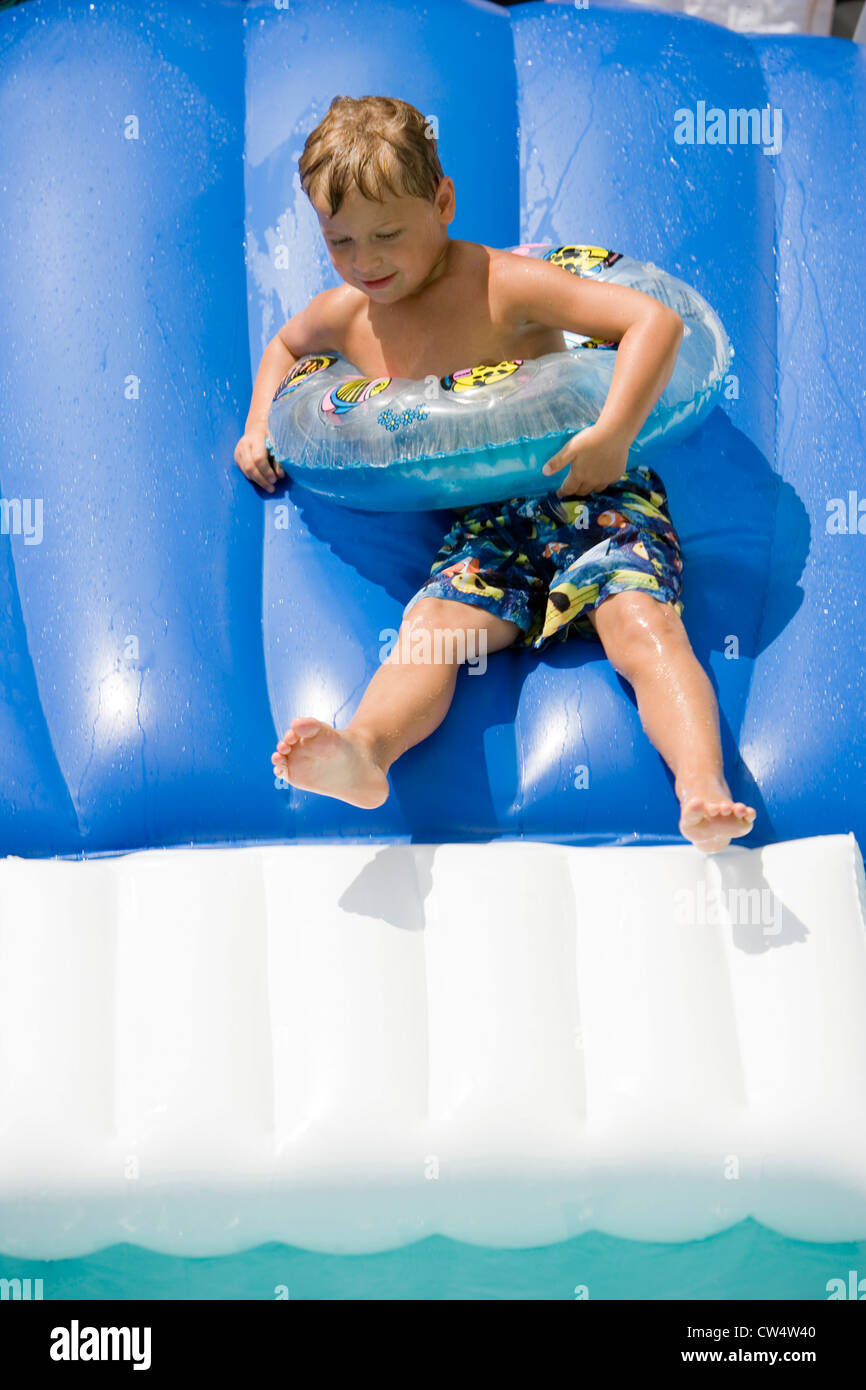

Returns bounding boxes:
[235,288,351,492]
[245,288,349,431]
[493,254,684,494]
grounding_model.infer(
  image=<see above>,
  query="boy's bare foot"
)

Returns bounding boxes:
[677,775,757,854]
[271,718,389,809]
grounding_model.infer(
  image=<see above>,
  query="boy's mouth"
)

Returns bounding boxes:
[359,272,396,290]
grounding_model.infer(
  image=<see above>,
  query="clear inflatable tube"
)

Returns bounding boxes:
[267,244,733,511]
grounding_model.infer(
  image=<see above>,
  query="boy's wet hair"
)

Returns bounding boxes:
[298,95,444,216]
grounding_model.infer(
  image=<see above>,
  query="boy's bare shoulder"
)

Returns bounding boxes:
[456,240,553,292]
[486,244,554,290]
[449,241,557,324]
[277,284,363,357]
[447,238,509,277]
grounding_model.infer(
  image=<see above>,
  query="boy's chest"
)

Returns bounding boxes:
[341,287,521,381]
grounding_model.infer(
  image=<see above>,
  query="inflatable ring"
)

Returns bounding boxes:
[267,243,732,511]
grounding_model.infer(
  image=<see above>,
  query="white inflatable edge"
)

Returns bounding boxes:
[0,833,865,1257]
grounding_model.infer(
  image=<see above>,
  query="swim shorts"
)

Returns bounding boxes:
[402,463,684,649]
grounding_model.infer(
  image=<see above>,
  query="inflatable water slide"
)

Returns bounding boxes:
[1,0,865,1256]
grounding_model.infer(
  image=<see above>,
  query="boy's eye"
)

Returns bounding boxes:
[329,232,399,247]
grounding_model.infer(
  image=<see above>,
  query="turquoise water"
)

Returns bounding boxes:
[3,1222,865,1300]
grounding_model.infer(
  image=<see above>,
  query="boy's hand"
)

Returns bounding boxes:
[541,423,631,498]
[234,424,285,493]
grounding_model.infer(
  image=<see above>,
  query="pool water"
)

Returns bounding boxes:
[3,1222,865,1300]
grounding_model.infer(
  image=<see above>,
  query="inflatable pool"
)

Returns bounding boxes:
[1,0,865,1264]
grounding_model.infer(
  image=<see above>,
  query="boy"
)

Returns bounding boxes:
[235,96,755,854]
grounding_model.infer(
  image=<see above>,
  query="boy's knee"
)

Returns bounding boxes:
[595,593,685,675]
[398,596,514,668]
[402,596,465,632]
[392,597,471,667]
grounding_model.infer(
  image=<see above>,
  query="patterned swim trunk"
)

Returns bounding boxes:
[403,464,684,649]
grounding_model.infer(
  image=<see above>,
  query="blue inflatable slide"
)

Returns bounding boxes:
[1,0,865,1260]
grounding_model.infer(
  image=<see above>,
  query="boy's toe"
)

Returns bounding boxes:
[292,717,321,735]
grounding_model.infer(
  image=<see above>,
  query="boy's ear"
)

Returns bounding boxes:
[436,176,456,224]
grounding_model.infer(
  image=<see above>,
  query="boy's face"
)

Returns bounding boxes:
[314,177,455,302]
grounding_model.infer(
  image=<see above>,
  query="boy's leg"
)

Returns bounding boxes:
[585,592,756,853]
[272,598,521,808]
